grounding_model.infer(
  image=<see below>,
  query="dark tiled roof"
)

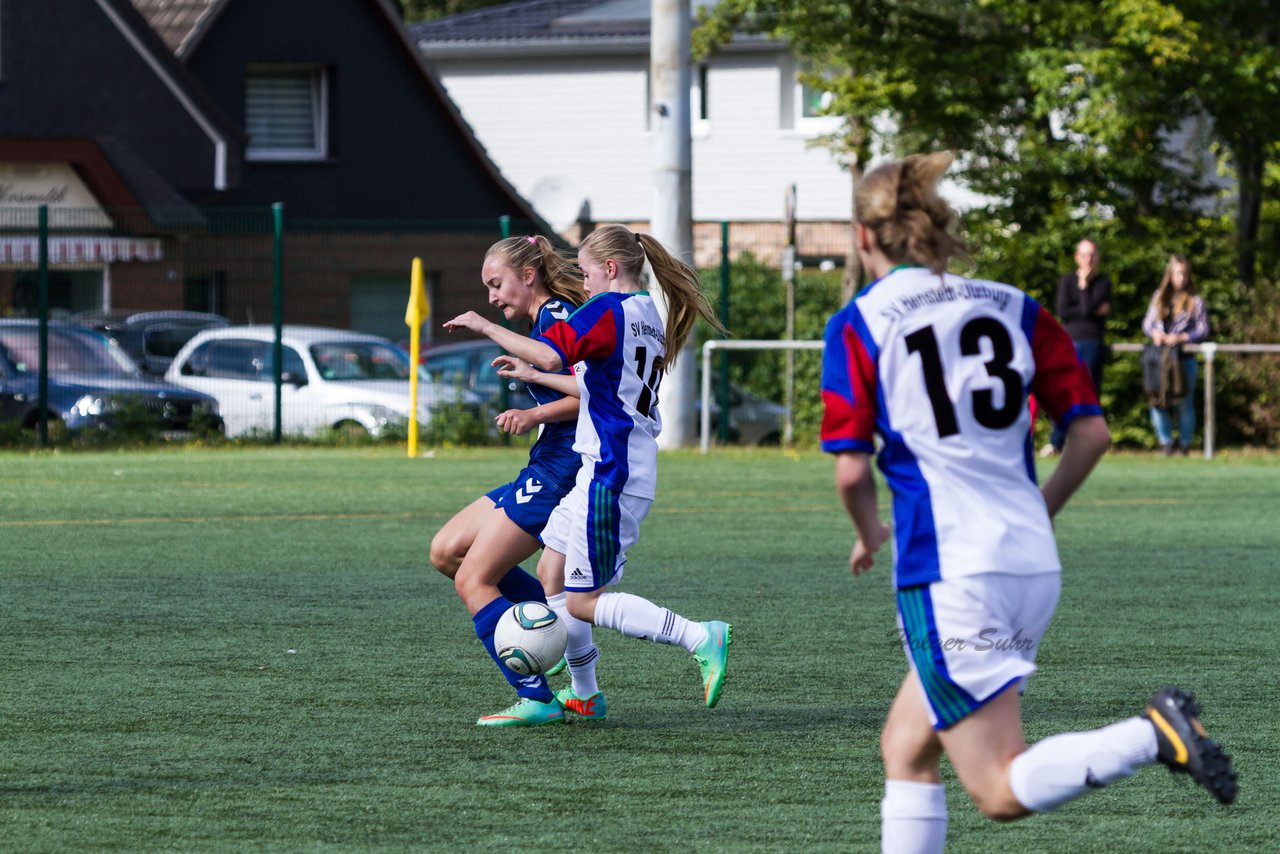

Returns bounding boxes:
[94,138,206,228]
[129,0,218,54]
[411,0,659,44]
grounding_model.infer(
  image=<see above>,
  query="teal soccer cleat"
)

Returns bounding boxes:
[554,686,608,720]
[476,697,565,728]
[693,621,731,708]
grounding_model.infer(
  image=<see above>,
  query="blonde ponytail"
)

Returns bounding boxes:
[486,235,587,308]
[855,151,967,274]
[579,224,726,367]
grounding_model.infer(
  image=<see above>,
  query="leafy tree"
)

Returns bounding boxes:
[695,0,1276,286]
[696,0,1279,446]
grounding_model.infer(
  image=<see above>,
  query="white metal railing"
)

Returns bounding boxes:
[701,338,1280,458]
[700,339,824,454]
[1110,342,1280,459]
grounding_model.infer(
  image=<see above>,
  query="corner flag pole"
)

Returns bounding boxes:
[405,257,430,457]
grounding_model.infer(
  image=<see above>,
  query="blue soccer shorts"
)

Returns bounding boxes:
[486,465,573,540]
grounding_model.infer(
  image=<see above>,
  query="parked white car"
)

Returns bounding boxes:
[165,325,476,438]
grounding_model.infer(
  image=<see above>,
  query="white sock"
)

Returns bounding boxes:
[1009,716,1158,812]
[880,779,947,854]
[593,591,707,651]
[547,592,598,698]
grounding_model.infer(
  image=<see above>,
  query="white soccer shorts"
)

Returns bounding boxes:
[541,478,651,592]
[895,571,1061,729]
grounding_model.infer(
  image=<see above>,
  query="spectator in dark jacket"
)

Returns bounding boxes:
[1044,238,1111,455]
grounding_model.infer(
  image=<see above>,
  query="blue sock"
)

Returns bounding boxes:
[474,596,553,702]
[496,566,545,605]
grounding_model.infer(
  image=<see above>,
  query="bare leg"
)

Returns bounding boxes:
[429,496,497,579]
[935,684,1031,821]
[454,512,542,616]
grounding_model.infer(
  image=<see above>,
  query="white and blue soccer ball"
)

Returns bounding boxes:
[494,601,567,676]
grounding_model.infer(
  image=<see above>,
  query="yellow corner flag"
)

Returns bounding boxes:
[406,257,429,457]
[405,257,430,328]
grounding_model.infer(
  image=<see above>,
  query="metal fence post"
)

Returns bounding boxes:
[1201,342,1217,460]
[718,220,731,444]
[272,203,284,444]
[37,205,49,449]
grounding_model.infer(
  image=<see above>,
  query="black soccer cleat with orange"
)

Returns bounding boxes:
[1143,686,1237,805]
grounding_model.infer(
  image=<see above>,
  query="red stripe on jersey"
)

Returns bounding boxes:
[1029,305,1099,422]
[541,308,617,364]
[821,324,878,445]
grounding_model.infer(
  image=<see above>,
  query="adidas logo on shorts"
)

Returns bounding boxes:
[570,568,590,581]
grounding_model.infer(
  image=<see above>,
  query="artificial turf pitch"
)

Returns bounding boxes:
[1,446,1275,852]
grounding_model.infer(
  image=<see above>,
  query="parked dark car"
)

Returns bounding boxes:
[419,339,537,411]
[75,310,230,376]
[0,320,222,439]
[421,338,787,444]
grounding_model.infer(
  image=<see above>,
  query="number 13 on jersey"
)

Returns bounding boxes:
[903,316,1025,439]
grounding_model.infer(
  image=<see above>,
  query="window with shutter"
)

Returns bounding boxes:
[245,66,328,160]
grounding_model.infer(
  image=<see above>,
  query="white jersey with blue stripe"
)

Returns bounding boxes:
[821,267,1102,587]
[538,291,663,499]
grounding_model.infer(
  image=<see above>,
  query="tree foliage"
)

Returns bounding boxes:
[697,0,1277,285]
[697,0,1279,446]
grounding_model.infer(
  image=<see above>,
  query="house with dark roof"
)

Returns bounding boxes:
[413,0,855,267]
[1,0,545,341]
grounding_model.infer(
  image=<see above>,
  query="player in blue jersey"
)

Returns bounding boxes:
[446,224,733,717]
[429,234,590,728]
[821,152,1235,852]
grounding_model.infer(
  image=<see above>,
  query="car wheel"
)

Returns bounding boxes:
[756,431,782,446]
[25,412,69,445]
[333,420,369,441]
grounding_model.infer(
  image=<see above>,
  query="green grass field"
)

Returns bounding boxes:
[1,446,1276,852]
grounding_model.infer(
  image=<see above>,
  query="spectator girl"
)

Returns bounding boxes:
[1142,254,1209,455]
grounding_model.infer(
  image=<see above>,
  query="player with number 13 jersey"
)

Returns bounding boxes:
[822,265,1100,587]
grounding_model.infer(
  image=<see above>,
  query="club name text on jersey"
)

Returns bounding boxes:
[879,280,1014,322]
[630,320,665,345]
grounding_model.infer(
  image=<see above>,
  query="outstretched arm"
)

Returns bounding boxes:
[835,451,890,576]
[443,312,563,372]
[495,396,579,436]
[492,354,580,398]
[1041,414,1110,518]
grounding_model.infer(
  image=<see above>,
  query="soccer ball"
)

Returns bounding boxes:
[494,602,567,676]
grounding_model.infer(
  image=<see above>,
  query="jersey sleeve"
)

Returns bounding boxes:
[537,295,618,367]
[1028,303,1102,430]
[820,307,878,454]
[534,302,576,376]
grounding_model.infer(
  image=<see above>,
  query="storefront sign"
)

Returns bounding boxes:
[0,236,162,265]
[0,163,112,227]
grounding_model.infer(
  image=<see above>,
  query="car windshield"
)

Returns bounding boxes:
[311,341,412,381]
[0,326,140,377]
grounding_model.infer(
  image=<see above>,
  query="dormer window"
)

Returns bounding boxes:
[245,65,329,161]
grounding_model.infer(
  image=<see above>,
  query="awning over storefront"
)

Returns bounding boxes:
[0,236,163,266]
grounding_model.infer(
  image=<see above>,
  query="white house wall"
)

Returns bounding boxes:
[431,51,853,231]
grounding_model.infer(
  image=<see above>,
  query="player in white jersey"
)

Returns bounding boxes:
[821,152,1235,853]
[445,224,733,715]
